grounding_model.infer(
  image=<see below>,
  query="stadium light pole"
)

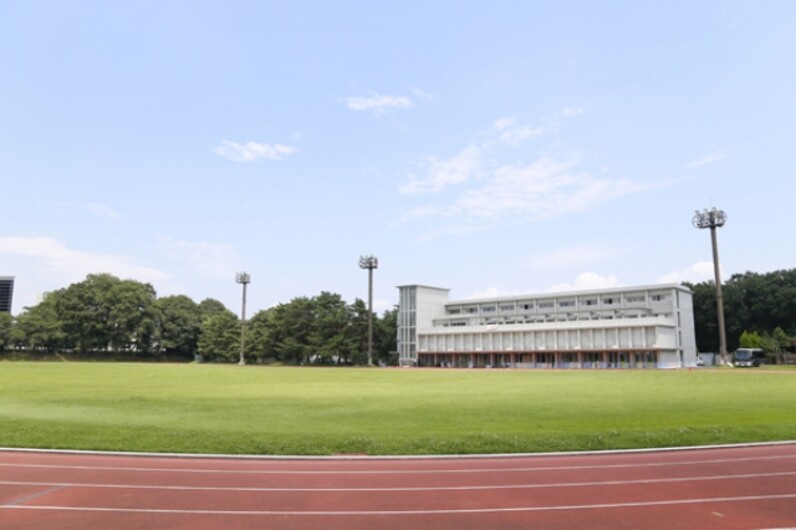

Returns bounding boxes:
[235,272,251,366]
[359,255,378,366]
[692,208,728,365]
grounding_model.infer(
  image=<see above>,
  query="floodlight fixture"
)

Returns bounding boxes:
[692,208,728,364]
[359,255,378,366]
[235,272,251,366]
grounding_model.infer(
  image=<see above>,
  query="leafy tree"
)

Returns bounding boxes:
[309,292,352,365]
[0,312,14,351]
[738,330,762,349]
[273,297,315,365]
[246,308,277,362]
[347,298,370,365]
[375,306,398,366]
[156,295,201,358]
[14,291,66,352]
[197,309,239,362]
[760,327,792,365]
[198,298,230,320]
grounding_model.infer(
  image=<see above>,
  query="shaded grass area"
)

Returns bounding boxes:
[1,362,795,455]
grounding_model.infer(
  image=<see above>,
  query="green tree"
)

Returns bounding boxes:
[156,295,201,358]
[246,308,277,363]
[197,310,240,362]
[309,292,351,365]
[761,327,792,365]
[272,297,315,365]
[0,312,14,351]
[738,330,762,349]
[375,306,398,366]
[15,291,66,352]
[347,298,370,365]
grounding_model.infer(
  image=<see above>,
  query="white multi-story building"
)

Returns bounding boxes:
[397,284,697,369]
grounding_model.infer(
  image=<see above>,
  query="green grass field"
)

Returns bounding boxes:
[1,362,795,455]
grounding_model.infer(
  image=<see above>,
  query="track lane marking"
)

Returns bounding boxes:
[2,470,795,492]
[1,453,795,475]
[4,486,64,506]
[3,493,796,516]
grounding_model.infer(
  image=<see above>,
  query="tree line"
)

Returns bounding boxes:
[0,273,397,365]
[687,268,796,359]
[3,268,795,364]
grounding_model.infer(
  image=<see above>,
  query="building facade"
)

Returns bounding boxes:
[0,277,13,313]
[397,284,697,369]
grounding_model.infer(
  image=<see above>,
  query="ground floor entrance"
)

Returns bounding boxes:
[417,350,661,369]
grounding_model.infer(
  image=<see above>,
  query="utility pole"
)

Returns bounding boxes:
[358,255,378,366]
[692,208,728,364]
[235,272,251,366]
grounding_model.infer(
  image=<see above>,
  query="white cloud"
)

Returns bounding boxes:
[686,150,728,169]
[342,93,413,116]
[213,141,297,162]
[561,106,585,117]
[546,272,620,292]
[156,235,242,281]
[409,86,434,101]
[0,236,170,310]
[523,243,627,269]
[493,118,515,132]
[0,236,168,283]
[86,203,120,220]
[47,200,120,220]
[490,118,544,146]
[657,261,718,284]
[466,286,525,299]
[446,157,652,222]
[399,145,482,194]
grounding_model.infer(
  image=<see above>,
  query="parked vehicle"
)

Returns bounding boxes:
[733,348,765,367]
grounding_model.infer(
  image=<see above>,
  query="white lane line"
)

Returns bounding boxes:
[1,470,796,493]
[0,453,794,476]
[4,486,64,506]
[3,493,796,516]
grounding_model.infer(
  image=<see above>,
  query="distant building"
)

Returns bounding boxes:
[397,283,697,369]
[0,277,13,313]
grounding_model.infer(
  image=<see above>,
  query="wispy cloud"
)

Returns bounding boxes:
[523,243,627,269]
[342,93,413,116]
[86,203,120,220]
[546,272,620,292]
[0,236,169,309]
[213,141,297,162]
[156,235,242,281]
[399,145,482,194]
[445,157,654,222]
[490,118,544,146]
[657,261,718,284]
[409,86,434,101]
[561,106,585,117]
[399,118,664,240]
[686,149,728,169]
[47,200,120,220]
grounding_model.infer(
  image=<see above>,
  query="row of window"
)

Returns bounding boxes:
[438,311,670,327]
[446,293,671,315]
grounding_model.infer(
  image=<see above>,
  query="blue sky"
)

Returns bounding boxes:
[2,0,794,315]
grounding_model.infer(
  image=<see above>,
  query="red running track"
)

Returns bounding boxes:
[1,444,795,529]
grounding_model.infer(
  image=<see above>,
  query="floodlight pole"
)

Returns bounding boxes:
[359,255,378,366]
[235,272,251,366]
[692,208,728,365]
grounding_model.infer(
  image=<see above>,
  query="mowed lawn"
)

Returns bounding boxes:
[1,362,795,455]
